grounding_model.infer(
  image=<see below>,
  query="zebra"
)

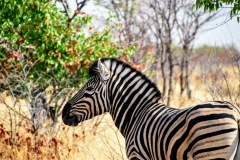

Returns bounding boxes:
[62,58,240,160]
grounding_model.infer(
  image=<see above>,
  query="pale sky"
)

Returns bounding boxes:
[194,15,240,49]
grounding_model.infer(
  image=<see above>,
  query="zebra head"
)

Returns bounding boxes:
[62,59,111,126]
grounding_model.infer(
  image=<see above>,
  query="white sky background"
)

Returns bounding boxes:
[65,0,240,50]
[194,14,240,49]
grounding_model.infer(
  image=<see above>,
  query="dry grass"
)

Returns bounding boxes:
[0,63,239,160]
[0,101,127,160]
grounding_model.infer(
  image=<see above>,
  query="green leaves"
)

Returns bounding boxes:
[0,0,133,92]
[195,0,240,20]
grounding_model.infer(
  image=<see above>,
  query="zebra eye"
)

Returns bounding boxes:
[85,86,95,94]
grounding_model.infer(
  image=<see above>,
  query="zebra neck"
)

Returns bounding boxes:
[108,75,161,137]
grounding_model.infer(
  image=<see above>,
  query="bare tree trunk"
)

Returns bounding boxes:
[185,55,191,98]
[167,45,173,106]
[154,51,161,87]
[180,53,185,95]
[161,49,167,97]
[180,44,192,98]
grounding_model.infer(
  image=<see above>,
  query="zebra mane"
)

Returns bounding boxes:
[89,58,162,101]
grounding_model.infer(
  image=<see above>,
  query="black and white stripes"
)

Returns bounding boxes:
[62,58,240,160]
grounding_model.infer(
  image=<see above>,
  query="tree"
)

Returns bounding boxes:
[195,0,240,21]
[0,0,123,88]
[0,0,134,135]
[145,0,180,105]
[94,0,142,61]
[176,1,216,98]
[93,0,218,105]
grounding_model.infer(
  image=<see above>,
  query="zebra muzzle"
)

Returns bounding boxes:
[62,102,80,126]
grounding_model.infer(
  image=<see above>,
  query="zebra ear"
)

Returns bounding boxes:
[98,59,110,81]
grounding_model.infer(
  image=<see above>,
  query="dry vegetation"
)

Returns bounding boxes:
[0,52,239,160]
[0,96,127,160]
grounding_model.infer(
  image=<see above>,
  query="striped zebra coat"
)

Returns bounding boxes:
[62,58,240,160]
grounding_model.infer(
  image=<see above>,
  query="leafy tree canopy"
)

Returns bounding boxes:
[195,0,240,20]
[0,0,134,91]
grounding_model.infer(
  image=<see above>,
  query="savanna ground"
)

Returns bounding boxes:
[0,52,239,160]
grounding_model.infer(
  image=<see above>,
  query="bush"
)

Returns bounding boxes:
[0,0,134,152]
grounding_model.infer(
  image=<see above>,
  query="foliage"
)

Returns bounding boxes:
[195,0,240,20]
[0,0,133,92]
[0,0,135,132]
